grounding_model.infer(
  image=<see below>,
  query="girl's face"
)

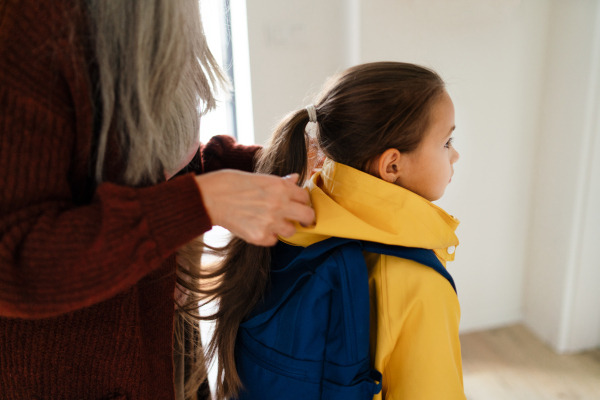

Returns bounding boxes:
[396,90,459,201]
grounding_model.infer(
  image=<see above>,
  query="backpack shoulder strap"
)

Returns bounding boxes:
[244,238,456,330]
[242,237,364,327]
[361,241,457,294]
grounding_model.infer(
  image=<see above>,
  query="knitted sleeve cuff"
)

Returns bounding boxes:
[138,173,212,259]
[202,135,262,173]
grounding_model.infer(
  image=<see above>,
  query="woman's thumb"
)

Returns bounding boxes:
[283,173,300,184]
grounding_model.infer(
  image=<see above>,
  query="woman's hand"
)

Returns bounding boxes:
[194,170,315,246]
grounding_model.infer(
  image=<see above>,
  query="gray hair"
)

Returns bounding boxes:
[84,2,227,398]
[87,0,227,185]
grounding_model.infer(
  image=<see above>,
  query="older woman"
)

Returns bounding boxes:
[0,1,314,399]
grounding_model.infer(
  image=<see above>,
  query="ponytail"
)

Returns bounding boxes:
[201,108,312,400]
[255,109,311,179]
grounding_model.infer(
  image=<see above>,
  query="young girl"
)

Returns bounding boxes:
[204,62,465,400]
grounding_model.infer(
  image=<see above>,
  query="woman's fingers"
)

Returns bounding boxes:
[283,173,300,184]
[245,229,279,247]
[280,200,314,228]
[282,173,314,227]
[283,176,311,206]
[272,220,297,239]
[195,170,315,246]
[267,174,314,228]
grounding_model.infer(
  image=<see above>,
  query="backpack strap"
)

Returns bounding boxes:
[244,238,456,329]
[273,238,456,294]
[360,241,457,294]
[243,237,366,328]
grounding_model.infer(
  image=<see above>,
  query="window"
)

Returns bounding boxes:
[199,0,254,257]
[200,0,254,145]
[198,1,254,392]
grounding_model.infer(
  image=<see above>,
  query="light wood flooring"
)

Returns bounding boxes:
[460,324,600,400]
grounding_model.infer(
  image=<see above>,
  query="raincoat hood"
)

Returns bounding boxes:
[283,159,460,262]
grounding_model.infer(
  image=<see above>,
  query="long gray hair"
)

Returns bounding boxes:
[85,1,228,399]
[87,0,226,185]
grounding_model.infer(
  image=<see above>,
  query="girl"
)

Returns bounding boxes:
[204,62,465,400]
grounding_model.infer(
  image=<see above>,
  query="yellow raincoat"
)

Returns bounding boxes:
[283,159,466,400]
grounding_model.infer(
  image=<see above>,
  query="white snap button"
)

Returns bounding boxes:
[447,246,456,255]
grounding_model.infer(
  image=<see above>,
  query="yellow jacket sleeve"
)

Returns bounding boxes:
[370,254,466,400]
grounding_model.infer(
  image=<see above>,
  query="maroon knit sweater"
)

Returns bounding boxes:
[0,1,260,399]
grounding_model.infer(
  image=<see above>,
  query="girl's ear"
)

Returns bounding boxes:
[373,148,402,184]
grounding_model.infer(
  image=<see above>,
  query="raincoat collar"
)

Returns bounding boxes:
[282,159,460,261]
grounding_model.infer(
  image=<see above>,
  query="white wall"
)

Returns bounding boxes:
[359,0,550,333]
[245,0,348,144]
[245,0,551,333]
[523,0,600,352]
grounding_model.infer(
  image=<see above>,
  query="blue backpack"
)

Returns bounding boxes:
[234,237,456,400]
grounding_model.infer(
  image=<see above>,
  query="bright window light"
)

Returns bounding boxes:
[199,0,254,249]
[198,1,254,394]
[200,0,255,145]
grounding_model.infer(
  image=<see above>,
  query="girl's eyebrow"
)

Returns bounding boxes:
[445,126,456,138]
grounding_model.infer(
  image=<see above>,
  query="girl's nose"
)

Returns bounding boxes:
[452,148,460,163]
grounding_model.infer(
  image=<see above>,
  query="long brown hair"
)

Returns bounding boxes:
[202,62,445,399]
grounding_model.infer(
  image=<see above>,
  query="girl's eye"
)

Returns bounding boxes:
[445,137,454,148]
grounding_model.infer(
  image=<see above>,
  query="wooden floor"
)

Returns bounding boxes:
[461,324,600,400]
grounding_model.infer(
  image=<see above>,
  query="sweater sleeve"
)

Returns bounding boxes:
[177,135,262,177]
[202,135,262,173]
[0,174,212,320]
[0,88,213,319]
